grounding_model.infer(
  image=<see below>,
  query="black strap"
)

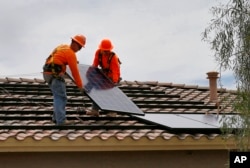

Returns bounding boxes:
[98,51,115,73]
[43,63,62,73]
[43,48,63,78]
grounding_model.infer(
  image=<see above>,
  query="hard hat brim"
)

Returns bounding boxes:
[71,37,85,47]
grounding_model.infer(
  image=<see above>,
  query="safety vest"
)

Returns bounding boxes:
[98,51,122,82]
[43,47,64,78]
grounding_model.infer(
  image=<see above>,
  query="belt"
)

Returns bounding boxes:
[43,64,62,73]
[44,73,65,83]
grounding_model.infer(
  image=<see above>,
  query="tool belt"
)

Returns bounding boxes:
[43,64,65,84]
[43,64,62,73]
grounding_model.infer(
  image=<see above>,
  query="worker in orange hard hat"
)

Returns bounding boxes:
[94,39,120,83]
[99,39,114,50]
[71,34,86,48]
[43,34,86,125]
[86,38,121,117]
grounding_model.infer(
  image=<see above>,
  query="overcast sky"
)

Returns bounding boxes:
[0,0,236,89]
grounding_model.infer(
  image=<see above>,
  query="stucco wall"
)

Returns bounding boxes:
[0,150,228,168]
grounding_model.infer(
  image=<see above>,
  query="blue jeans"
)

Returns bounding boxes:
[49,78,67,125]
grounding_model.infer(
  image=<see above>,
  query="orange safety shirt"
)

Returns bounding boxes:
[92,49,120,83]
[45,44,83,88]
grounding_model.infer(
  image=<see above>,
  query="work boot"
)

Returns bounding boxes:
[86,109,100,117]
[58,120,75,126]
[106,112,117,117]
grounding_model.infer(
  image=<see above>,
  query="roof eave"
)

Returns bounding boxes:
[0,136,237,152]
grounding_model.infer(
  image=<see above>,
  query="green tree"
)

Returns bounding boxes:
[202,0,250,151]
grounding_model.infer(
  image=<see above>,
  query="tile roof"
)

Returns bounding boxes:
[0,77,237,152]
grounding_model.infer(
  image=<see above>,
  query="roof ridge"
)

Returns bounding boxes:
[0,77,236,91]
[0,77,45,84]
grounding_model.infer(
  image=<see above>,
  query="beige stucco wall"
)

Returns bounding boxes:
[0,150,228,168]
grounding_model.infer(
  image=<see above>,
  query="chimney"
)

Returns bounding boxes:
[206,71,219,102]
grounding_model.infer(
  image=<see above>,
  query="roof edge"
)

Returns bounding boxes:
[0,136,237,152]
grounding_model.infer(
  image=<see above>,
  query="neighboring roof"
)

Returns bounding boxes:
[0,77,238,152]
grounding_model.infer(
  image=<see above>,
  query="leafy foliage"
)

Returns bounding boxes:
[202,0,250,151]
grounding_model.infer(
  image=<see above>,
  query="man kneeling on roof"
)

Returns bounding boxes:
[86,38,121,117]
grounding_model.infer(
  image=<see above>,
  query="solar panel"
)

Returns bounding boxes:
[134,113,243,132]
[66,64,144,116]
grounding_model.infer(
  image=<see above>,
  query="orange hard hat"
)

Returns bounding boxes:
[71,34,86,47]
[99,39,113,51]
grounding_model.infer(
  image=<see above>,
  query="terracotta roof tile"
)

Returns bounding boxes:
[0,77,238,150]
[84,131,102,140]
[171,83,186,88]
[34,132,48,140]
[156,82,173,87]
[161,133,178,140]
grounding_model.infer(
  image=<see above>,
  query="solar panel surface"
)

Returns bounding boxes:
[67,64,144,116]
[134,113,243,131]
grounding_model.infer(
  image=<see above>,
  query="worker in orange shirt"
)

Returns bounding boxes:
[86,38,121,117]
[43,34,86,125]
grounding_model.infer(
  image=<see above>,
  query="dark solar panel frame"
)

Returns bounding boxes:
[133,113,243,133]
[66,64,144,116]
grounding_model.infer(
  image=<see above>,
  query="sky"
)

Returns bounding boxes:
[0,0,236,89]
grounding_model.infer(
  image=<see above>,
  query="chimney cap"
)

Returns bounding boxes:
[206,71,219,79]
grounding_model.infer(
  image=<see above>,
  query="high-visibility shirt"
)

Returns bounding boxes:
[45,44,83,88]
[92,49,120,83]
